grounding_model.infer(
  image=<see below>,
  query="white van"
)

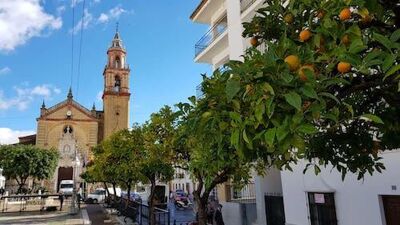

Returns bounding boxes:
[59,180,74,195]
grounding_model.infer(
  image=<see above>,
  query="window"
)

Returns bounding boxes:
[308,192,337,225]
[63,125,73,134]
[115,56,121,68]
[114,75,121,92]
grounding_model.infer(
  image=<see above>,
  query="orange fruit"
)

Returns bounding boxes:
[250,37,259,47]
[341,34,350,46]
[337,62,351,73]
[298,65,315,81]
[316,10,326,19]
[339,8,351,21]
[299,29,312,42]
[284,55,300,71]
[302,101,312,111]
[284,13,294,24]
[361,15,372,25]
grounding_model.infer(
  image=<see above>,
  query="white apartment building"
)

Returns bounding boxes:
[190,1,400,225]
[170,167,195,194]
[282,150,400,225]
[191,1,281,225]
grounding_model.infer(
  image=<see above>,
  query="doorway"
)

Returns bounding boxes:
[383,195,400,225]
[57,167,73,192]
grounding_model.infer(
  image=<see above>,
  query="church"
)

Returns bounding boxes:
[18,30,131,192]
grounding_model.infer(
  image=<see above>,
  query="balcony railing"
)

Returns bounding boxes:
[226,183,256,203]
[104,64,130,70]
[241,0,257,13]
[195,16,228,57]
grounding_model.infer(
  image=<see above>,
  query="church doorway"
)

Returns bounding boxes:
[57,167,73,192]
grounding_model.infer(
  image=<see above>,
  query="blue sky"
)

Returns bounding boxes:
[0,0,210,143]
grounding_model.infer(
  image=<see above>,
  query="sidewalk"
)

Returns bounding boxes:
[0,210,87,225]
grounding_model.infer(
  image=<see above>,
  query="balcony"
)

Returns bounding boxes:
[190,0,224,24]
[241,0,257,13]
[195,16,228,57]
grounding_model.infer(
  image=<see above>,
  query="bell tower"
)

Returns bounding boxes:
[102,28,130,139]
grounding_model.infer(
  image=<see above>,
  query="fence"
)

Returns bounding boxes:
[226,183,256,203]
[195,16,228,57]
[106,195,170,225]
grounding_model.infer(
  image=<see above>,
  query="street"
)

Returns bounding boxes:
[168,202,196,224]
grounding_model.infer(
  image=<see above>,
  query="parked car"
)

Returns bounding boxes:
[121,191,143,203]
[86,187,121,204]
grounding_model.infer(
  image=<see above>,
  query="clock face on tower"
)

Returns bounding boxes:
[66,110,72,117]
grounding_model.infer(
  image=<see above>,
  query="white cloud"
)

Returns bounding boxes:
[56,5,66,15]
[70,9,93,35]
[0,84,61,111]
[97,6,127,24]
[0,0,62,52]
[0,128,35,145]
[0,67,11,75]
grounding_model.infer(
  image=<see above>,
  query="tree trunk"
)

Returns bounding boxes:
[126,182,131,209]
[148,180,156,225]
[112,183,117,204]
[103,182,110,195]
[193,190,208,225]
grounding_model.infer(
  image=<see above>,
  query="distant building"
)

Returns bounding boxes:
[170,167,194,194]
[12,30,132,193]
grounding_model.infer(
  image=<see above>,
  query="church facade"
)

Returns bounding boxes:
[33,31,130,192]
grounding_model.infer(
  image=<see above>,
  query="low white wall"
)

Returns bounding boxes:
[281,150,400,225]
[222,202,243,225]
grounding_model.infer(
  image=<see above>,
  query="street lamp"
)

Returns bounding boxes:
[70,146,81,215]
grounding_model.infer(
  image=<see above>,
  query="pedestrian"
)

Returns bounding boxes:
[58,191,64,211]
[0,187,5,196]
[214,204,225,225]
[206,202,214,224]
[77,192,81,209]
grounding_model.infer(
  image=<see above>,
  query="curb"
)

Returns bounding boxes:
[81,209,91,225]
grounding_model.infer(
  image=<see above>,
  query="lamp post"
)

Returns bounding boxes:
[70,147,81,215]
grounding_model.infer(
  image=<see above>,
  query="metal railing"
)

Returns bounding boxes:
[226,183,256,203]
[104,64,130,70]
[106,195,170,225]
[240,0,258,13]
[195,16,228,57]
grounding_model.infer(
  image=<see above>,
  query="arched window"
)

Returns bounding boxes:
[63,125,73,134]
[114,75,121,92]
[115,56,121,69]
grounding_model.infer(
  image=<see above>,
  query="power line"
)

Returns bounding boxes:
[76,0,86,100]
[70,0,76,89]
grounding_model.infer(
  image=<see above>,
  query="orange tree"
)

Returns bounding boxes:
[213,0,400,179]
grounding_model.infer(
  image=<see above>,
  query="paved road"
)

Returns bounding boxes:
[85,204,107,225]
[168,202,195,224]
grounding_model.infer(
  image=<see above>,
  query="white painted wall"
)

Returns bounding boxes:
[281,150,400,225]
[226,0,245,61]
[253,168,283,225]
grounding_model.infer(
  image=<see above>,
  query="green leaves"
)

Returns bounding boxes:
[297,124,318,134]
[264,128,276,146]
[300,85,318,99]
[284,91,302,111]
[373,32,393,51]
[226,76,241,101]
[360,114,384,124]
